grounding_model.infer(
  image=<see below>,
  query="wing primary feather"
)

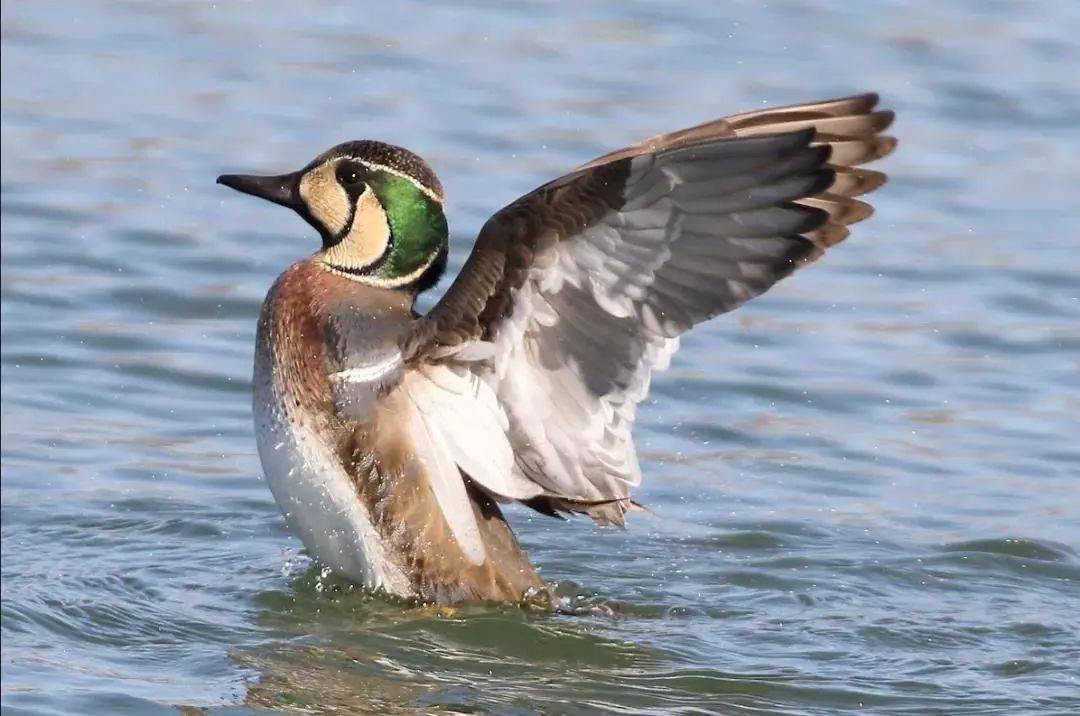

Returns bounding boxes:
[674,169,835,214]
[680,202,828,238]
[667,145,831,201]
[657,127,816,165]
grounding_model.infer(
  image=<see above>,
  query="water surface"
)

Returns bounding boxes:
[2,1,1079,713]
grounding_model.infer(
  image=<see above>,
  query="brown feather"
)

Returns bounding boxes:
[337,393,544,603]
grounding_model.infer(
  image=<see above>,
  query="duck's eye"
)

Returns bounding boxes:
[337,164,366,191]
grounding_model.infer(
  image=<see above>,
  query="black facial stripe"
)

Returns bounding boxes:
[326,195,358,247]
[327,218,396,277]
[325,261,378,277]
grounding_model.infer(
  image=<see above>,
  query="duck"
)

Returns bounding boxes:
[218,92,896,604]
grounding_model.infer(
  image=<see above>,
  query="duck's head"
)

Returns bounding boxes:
[218,140,447,291]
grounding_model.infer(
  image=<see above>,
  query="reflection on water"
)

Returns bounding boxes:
[3,0,1079,713]
[239,569,655,713]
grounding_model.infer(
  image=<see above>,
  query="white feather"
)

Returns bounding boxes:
[329,353,402,384]
[254,385,412,596]
[401,374,486,566]
[410,364,541,501]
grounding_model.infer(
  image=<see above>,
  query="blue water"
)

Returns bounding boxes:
[2,1,1079,713]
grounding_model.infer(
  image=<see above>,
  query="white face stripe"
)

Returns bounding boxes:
[349,158,443,204]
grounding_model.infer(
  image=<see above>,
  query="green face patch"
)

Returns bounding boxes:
[368,172,447,281]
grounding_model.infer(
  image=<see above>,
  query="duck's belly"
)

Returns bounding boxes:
[253,384,412,596]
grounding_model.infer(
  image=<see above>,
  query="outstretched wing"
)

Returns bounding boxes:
[404,93,896,523]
